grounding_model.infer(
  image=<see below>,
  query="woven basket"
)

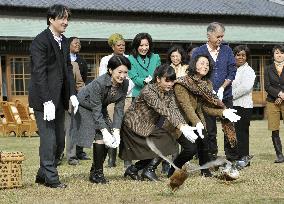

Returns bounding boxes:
[0,151,25,189]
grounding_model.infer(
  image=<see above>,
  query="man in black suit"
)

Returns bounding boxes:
[29,4,79,188]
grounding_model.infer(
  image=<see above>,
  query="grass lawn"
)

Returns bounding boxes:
[1,120,284,204]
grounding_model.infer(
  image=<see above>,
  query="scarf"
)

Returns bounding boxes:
[175,75,237,147]
[274,61,284,76]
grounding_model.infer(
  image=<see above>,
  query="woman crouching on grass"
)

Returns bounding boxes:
[167,54,241,177]
[119,64,199,181]
[72,55,130,184]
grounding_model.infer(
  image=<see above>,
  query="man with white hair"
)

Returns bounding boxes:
[192,22,237,162]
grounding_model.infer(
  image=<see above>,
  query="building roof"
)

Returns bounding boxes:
[1,0,284,18]
[1,16,284,44]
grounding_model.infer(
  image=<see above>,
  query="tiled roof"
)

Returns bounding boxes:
[0,0,284,18]
[1,16,284,44]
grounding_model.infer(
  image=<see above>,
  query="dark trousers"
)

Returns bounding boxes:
[34,103,65,184]
[233,106,252,158]
[205,97,239,160]
[173,133,209,168]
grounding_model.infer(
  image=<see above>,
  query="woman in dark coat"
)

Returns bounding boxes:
[119,64,198,181]
[169,54,241,177]
[264,44,284,163]
[72,55,130,184]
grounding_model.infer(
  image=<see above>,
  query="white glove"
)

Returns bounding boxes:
[196,122,204,139]
[144,75,152,84]
[43,100,55,121]
[180,124,198,143]
[217,87,224,100]
[112,128,120,148]
[101,128,116,148]
[223,109,241,122]
[70,95,79,114]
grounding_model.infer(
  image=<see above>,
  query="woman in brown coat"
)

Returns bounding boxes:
[168,54,241,177]
[119,64,198,181]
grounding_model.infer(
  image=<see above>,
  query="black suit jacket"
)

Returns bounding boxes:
[29,28,76,111]
[264,63,284,102]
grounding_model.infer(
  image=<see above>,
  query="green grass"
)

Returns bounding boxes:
[1,120,284,204]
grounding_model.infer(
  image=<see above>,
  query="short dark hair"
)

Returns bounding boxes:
[68,36,78,47]
[152,64,176,83]
[207,22,225,33]
[167,45,187,66]
[131,33,153,57]
[233,45,250,59]
[47,4,71,25]
[272,45,284,59]
[188,54,213,80]
[107,55,131,73]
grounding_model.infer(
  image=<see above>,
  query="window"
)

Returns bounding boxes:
[10,57,30,96]
[248,55,271,91]
[81,53,110,83]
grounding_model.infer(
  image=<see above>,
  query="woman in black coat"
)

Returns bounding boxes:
[264,44,284,163]
[72,55,130,184]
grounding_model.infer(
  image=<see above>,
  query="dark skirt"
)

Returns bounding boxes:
[119,123,178,160]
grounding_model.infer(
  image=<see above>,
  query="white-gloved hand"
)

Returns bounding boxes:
[101,128,116,148]
[144,75,152,84]
[70,95,79,114]
[112,128,120,148]
[223,108,241,122]
[196,122,204,139]
[43,100,55,121]
[180,124,198,143]
[217,87,224,100]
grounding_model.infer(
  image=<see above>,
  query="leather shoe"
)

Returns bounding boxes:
[45,182,67,188]
[124,165,141,180]
[68,159,79,165]
[77,154,91,160]
[35,176,45,185]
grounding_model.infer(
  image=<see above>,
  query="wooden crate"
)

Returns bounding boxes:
[0,151,25,189]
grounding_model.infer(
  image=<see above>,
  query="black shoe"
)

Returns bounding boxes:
[141,169,160,181]
[35,176,45,185]
[201,169,212,177]
[77,154,91,160]
[141,157,162,181]
[124,165,141,180]
[89,169,108,184]
[161,161,170,174]
[167,167,175,178]
[45,182,67,188]
[68,158,79,165]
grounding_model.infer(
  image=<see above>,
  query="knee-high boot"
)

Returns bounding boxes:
[141,157,162,181]
[89,143,108,184]
[272,131,284,163]
[107,148,117,167]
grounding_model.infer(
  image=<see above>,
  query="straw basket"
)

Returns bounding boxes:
[0,151,25,189]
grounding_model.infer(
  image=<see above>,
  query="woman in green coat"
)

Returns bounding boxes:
[128,33,161,98]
